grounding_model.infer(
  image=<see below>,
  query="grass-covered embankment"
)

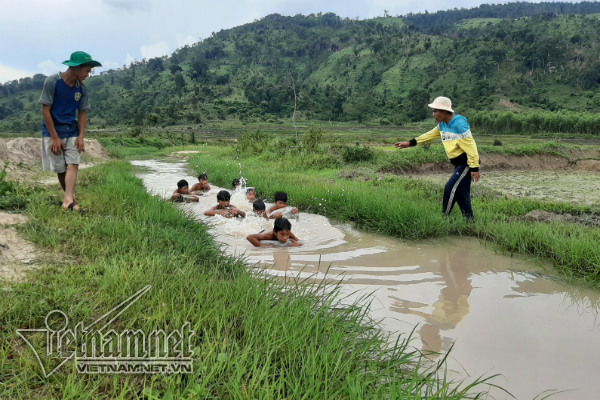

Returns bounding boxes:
[188,139,600,283]
[0,161,495,399]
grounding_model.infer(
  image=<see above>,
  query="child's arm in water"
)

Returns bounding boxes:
[170,190,182,201]
[267,204,286,219]
[204,206,245,218]
[288,232,302,247]
[229,206,246,218]
[191,182,211,191]
[203,205,221,216]
[266,204,278,217]
[246,230,275,247]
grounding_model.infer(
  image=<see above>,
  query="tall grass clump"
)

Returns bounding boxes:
[0,161,42,211]
[0,160,496,399]
[343,142,375,163]
[470,110,600,134]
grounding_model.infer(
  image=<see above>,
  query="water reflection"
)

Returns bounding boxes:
[132,159,600,400]
[389,251,473,356]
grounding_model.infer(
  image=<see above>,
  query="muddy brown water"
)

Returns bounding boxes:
[133,159,600,400]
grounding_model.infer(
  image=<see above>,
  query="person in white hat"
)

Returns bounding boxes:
[395,96,480,220]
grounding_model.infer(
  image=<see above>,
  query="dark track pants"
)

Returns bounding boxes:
[443,165,473,220]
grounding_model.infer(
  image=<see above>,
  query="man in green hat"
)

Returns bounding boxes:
[39,51,101,211]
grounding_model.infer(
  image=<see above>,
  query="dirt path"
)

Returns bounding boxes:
[0,212,42,282]
[0,138,110,282]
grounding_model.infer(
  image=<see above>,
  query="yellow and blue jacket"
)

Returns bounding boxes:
[409,115,480,172]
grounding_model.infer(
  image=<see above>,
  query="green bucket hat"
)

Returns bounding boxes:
[62,51,102,67]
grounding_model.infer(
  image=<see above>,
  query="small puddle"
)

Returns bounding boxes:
[132,159,600,400]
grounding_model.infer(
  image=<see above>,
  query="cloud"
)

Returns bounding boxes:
[125,53,136,67]
[176,34,199,49]
[102,0,151,12]
[140,41,170,60]
[99,60,123,71]
[0,64,36,84]
[38,60,62,76]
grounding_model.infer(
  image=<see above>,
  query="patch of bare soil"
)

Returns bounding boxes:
[417,169,600,208]
[382,149,600,208]
[376,151,600,225]
[168,150,201,158]
[481,152,600,171]
[0,137,111,183]
[0,212,42,282]
[523,210,600,227]
[497,99,522,112]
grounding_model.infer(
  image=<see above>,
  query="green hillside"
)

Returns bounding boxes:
[3,2,600,132]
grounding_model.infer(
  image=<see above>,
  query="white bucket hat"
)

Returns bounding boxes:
[428,96,454,113]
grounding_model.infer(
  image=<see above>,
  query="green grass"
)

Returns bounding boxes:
[0,161,499,399]
[0,161,42,211]
[188,142,600,282]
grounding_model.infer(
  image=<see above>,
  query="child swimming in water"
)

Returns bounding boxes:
[246,217,302,247]
[246,187,256,202]
[266,191,299,219]
[190,173,211,193]
[252,199,267,218]
[170,179,199,202]
[204,190,245,218]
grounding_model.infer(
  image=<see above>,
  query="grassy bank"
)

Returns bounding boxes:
[0,162,496,399]
[186,141,600,283]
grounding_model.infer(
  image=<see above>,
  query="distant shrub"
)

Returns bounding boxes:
[237,129,272,155]
[265,136,296,158]
[301,127,324,152]
[343,143,375,163]
[493,139,503,146]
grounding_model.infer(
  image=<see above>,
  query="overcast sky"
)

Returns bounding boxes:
[0,0,571,84]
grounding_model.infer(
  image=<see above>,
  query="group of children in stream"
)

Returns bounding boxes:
[170,174,302,247]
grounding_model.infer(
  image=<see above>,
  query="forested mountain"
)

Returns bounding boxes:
[3,1,600,131]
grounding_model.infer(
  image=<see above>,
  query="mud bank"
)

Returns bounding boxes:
[0,137,111,181]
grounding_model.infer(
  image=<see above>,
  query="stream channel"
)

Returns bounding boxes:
[132,159,600,400]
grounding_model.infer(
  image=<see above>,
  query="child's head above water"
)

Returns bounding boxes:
[198,173,208,182]
[217,190,231,202]
[232,178,241,189]
[253,199,265,212]
[216,190,231,208]
[273,217,293,243]
[177,179,189,189]
[246,187,256,202]
[274,191,288,206]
